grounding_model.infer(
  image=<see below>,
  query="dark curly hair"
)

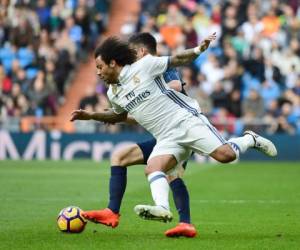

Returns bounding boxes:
[94,37,137,66]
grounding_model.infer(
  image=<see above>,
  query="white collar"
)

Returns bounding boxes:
[118,65,130,83]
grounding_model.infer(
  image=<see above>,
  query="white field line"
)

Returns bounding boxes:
[1,197,296,204]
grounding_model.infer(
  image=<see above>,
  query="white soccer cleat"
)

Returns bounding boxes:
[134,205,173,223]
[244,130,277,157]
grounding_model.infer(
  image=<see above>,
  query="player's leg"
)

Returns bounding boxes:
[142,146,195,237]
[110,144,145,167]
[228,130,277,158]
[106,139,158,214]
[141,141,193,226]
[82,144,144,227]
[210,131,277,163]
[194,114,277,163]
[135,142,191,222]
[167,165,190,224]
[134,154,177,222]
[165,167,197,238]
[107,144,144,214]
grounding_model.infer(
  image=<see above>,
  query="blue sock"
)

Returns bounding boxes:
[170,178,191,224]
[108,166,127,214]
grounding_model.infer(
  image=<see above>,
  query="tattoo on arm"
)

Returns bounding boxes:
[169,33,217,67]
[91,109,128,123]
[169,48,199,67]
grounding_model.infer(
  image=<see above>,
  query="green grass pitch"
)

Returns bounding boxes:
[0,161,300,250]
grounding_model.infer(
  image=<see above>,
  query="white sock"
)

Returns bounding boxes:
[228,134,255,154]
[147,171,170,210]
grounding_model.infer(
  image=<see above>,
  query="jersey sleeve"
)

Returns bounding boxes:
[142,55,170,76]
[107,86,126,114]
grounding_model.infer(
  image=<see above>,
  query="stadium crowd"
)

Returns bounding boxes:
[1,0,300,136]
[0,0,109,126]
[86,0,299,135]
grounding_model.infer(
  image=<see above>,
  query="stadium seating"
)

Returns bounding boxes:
[0,0,299,135]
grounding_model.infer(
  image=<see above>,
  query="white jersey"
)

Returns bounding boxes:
[107,55,201,140]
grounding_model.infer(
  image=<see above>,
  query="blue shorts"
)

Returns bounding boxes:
[137,139,157,164]
[137,139,190,169]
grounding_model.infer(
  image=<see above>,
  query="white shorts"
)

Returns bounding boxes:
[148,114,227,168]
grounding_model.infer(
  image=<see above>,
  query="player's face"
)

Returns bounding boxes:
[95,56,119,84]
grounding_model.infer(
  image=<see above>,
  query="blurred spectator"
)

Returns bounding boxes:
[211,107,236,135]
[183,17,198,48]
[243,47,265,82]
[242,89,264,118]
[227,89,241,117]
[1,0,300,135]
[292,77,300,96]
[195,90,212,116]
[159,5,184,49]
[79,85,99,110]
[26,71,50,115]
[36,0,51,30]
[241,14,263,44]
[10,18,35,48]
[0,0,109,129]
[0,64,12,95]
[260,80,281,108]
[201,54,224,85]
[275,102,297,134]
[38,29,56,65]
[261,9,281,38]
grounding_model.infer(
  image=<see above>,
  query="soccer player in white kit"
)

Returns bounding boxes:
[80,33,196,237]
[70,33,277,234]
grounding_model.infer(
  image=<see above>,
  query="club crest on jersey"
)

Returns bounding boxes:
[133,75,140,84]
[112,85,118,95]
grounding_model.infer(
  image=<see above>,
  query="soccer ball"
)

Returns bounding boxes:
[57,206,87,233]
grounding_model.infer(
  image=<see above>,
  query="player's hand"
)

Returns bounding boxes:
[199,32,216,52]
[70,109,93,122]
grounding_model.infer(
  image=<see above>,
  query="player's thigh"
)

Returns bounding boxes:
[146,141,189,175]
[110,144,144,167]
[187,119,235,162]
[209,144,236,163]
[146,154,178,175]
[185,115,227,155]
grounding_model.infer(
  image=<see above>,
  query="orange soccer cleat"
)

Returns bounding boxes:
[165,223,197,238]
[82,208,120,228]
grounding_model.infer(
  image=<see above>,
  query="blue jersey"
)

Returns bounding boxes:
[163,68,187,95]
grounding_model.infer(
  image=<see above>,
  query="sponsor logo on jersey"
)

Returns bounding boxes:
[124,90,150,112]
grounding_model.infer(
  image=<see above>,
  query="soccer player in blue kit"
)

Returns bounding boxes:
[71,33,277,237]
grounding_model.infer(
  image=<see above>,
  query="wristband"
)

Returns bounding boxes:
[193,46,201,55]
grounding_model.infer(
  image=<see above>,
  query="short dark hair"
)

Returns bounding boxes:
[94,37,137,66]
[128,32,157,55]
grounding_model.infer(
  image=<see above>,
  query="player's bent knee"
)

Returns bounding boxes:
[211,145,237,163]
[144,167,152,176]
[111,149,128,166]
[220,149,236,163]
[144,165,162,176]
[166,175,177,183]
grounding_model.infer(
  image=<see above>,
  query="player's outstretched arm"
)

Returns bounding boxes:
[70,109,128,124]
[126,115,139,125]
[169,32,216,67]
